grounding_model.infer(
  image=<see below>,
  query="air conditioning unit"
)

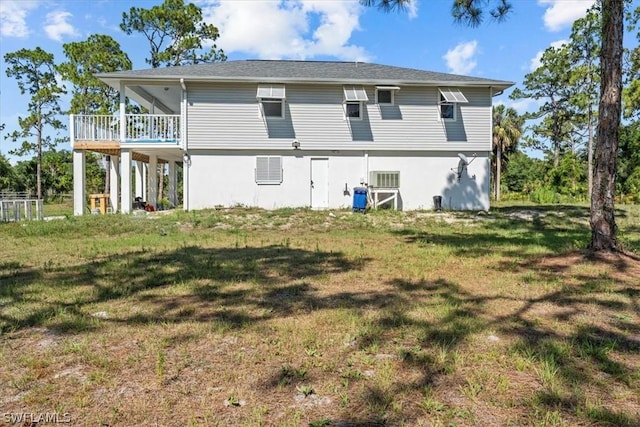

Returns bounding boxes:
[369,171,400,188]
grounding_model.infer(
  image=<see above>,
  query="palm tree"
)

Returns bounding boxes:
[492,105,522,201]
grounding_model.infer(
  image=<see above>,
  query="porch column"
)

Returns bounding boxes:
[121,149,132,214]
[148,154,158,209]
[142,163,147,200]
[135,161,144,199]
[73,150,85,216]
[109,156,119,213]
[168,160,177,207]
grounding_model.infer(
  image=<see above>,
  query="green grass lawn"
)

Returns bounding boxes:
[1,205,638,426]
[42,199,74,217]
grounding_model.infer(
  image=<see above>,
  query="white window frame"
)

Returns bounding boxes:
[375,86,399,105]
[260,98,285,118]
[439,95,456,122]
[438,87,468,122]
[257,84,286,119]
[345,101,363,120]
[343,85,368,120]
[255,156,283,185]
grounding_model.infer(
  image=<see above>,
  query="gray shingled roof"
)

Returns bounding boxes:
[97,60,513,89]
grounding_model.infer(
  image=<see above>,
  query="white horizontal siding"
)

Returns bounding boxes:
[186,83,492,151]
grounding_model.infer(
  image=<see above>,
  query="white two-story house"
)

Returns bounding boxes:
[71,60,513,215]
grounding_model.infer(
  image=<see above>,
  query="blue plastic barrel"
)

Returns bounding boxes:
[353,187,367,212]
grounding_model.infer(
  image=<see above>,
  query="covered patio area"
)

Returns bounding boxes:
[72,134,184,215]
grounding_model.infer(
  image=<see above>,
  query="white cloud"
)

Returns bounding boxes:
[529,39,567,72]
[406,0,418,20]
[200,0,369,61]
[44,10,79,42]
[0,0,39,38]
[443,40,478,75]
[507,98,544,115]
[538,0,596,32]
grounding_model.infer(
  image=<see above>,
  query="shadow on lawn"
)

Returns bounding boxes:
[329,272,639,425]
[0,245,369,333]
[332,255,640,426]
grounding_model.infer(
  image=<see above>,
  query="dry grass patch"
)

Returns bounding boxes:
[1,205,638,426]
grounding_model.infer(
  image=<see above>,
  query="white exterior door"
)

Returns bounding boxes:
[310,158,329,209]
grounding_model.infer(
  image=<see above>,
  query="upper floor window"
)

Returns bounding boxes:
[345,102,362,119]
[438,88,468,122]
[375,86,399,105]
[343,85,368,120]
[257,84,286,118]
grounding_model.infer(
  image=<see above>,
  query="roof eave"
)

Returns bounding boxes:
[98,74,514,90]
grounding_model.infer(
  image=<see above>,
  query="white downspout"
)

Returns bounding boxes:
[364,151,369,185]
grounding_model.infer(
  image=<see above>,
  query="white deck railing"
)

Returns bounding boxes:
[72,114,180,144]
[74,115,119,141]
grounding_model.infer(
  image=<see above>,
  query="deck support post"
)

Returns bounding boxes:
[148,154,158,209]
[121,149,132,214]
[168,160,177,207]
[73,150,86,216]
[110,155,119,213]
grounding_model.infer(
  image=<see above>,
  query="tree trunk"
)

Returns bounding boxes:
[587,106,593,201]
[496,145,502,201]
[36,129,42,200]
[589,0,623,252]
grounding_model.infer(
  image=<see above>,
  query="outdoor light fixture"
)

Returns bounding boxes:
[292,139,300,150]
[183,152,191,167]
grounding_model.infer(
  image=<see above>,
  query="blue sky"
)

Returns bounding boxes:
[0,0,608,162]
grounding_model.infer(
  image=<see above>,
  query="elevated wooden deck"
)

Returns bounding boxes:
[71,114,182,163]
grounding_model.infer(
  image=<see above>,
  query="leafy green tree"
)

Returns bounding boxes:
[510,45,575,168]
[361,0,513,24]
[492,105,523,200]
[85,152,107,196]
[41,150,73,199]
[567,5,601,198]
[617,121,640,201]
[12,159,36,194]
[4,47,66,200]
[622,5,639,119]
[58,34,132,115]
[550,153,588,198]
[502,151,545,194]
[120,0,226,68]
[0,154,16,192]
